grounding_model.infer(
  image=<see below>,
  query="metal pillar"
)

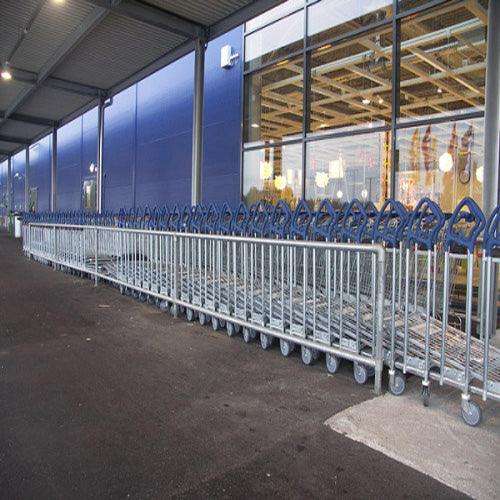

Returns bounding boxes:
[7,155,12,214]
[483,0,500,215]
[50,127,57,212]
[96,96,105,213]
[191,37,206,206]
[483,1,500,337]
[25,146,30,212]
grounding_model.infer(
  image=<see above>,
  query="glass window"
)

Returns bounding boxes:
[246,0,304,33]
[244,57,304,146]
[243,144,303,207]
[308,26,392,135]
[305,131,391,210]
[307,0,392,46]
[244,10,304,71]
[399,1,487,122]
[395,118,484,211]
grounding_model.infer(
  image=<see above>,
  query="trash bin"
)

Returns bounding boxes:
[14,213,22,238]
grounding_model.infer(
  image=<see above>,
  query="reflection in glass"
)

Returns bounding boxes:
[395,118,484,211]
[308,26,392,135]
[246,0,304,33]
[308,0,392,45]
[243,144,303,208]
[244,10,304,71]
[399,1,487,121]
[244,57,303,145]
[305,131,391,210]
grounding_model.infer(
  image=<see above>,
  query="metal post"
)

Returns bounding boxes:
[483,1,500,337]
[50,127,57,212]
[7,155,12,214]
[483,0,500,215]
[96,96,105,213]
[191,37,206,206]
[25,146,30,212]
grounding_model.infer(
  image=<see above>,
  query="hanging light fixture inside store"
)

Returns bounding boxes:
[438,152,453,173]
[274,175,286,190]
[260,161,273,180]
[361,188,368,199]
[476,165,484,183]
[315,172,329,188]
[329,154,344,179]
[336,190,343,199]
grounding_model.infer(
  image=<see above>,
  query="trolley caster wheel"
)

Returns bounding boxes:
[389,370,406,396]
[325,353,340,374]
[260,333,273,350]
[226,322,238,337]
[234,323,241,335]
[170,304,178,317]
[462,400,481,427]
[212,316,221,331]
[353,362,370,385]
[186,308,196,322]
[147,295,155,305]
[119,285,125,295]
[243,327,256,343]
[139,293,147,303]
[280,339,295,357]
[301,346,319,366]
[132,290,139,299]
[179,305,186,314]
[421,385,430,407]
[220,319,226,329]
[159,300,169,313]
[199,312,209,326]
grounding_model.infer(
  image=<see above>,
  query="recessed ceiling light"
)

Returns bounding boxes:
[362,98,371,105]
[319,123,327,129]
[53,0,65,4]
[251,123,260,128]
[378,97,384,104]
[437,87,443,94]
[1,63,12,80]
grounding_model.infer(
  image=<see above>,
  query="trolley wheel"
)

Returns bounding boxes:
[280,339,295,357]
[421,385,430,407]
[199,312,209,326]
[325,353,340,374]
[159,300,169,312]
[226,322,237,337]
[212,316,221,331]
[147,295,155,305]
[179,305,186,314]
[389,370,406,396]
[353,362,369,385]
[462,400,482,427]
[119,285,125,295]
[301,346,318,366]
[243,327,256,343]
[234,323,241,335]
[220,319,226,328]
[186,308,196,322]
[260,333,273,350]
[170,304,178,317]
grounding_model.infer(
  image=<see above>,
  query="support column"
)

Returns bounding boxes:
[7,155,12,214]
[483,0,500,215]
[191,37,206,206]
[96,96,105,213]
[50,127,57,212]
[25,147,30,212]
[483,1,500,337]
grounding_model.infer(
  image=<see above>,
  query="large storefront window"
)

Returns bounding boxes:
[399,1,487,121]
[242,0,491,211]
[243,144,303,207]
[244,56,304,145]
[308,25,392,135]
[395,118,483,212]
[305,131,391,210]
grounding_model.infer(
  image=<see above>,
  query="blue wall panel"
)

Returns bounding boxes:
[202,27,243,208]
[57,108,98,210]
[135,54,194,208]
[12,151,26,212]
[0,160,8,216]
[103,87,136,211]
[29,135,52,212]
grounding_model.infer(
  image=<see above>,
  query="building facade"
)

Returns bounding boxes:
[0,0,497,215]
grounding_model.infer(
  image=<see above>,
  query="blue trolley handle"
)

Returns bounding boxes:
[407,197,445,250]
[251,201,269,237]
[374,199,408,246]
[270,200,291,239]
[341,199,368,243]
[312,199,336,240]
[233,202,249,236]
[291,199,312,240]
[205,203,219,233]
[444,197,485,252]
[218,202,233,235]
[483,205,500,254]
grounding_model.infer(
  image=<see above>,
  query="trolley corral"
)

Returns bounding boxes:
[22,196,500,427]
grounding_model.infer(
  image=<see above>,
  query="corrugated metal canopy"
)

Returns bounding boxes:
[0,0,284,160]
